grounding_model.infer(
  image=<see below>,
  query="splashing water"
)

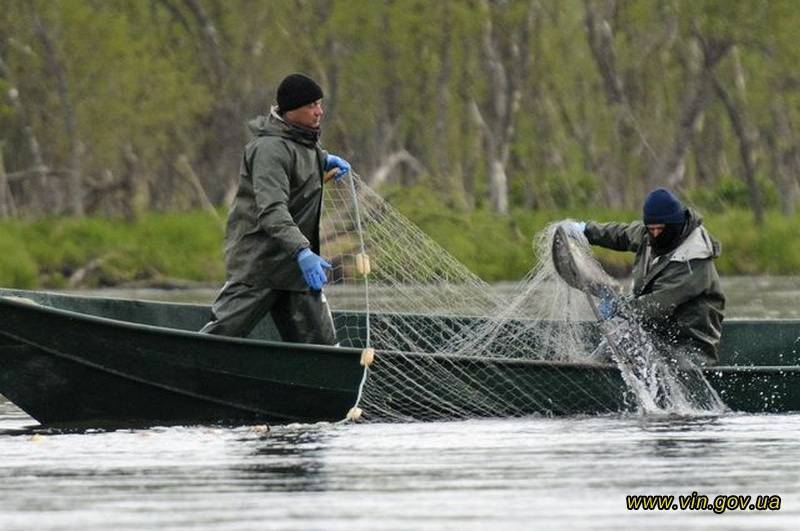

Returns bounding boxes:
[320,175,727,420]
[544,222,727,415]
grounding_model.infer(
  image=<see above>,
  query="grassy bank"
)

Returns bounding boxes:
[0,212,225,289]
[0,204,798,289]
[387,187,800,279]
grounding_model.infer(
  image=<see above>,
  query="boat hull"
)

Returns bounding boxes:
[0,295,365,427]
[1,289,800,426]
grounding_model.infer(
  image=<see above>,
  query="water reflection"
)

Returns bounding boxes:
[0,395,35,433]
[229,427,333,492]
[1,409,799,529]
[637,414,723,432]
[633,415,724,458]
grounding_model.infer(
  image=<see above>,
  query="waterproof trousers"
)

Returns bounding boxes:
[200,281,336,345]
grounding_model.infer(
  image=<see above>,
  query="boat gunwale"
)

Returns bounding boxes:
[4,287,800,326]
[0,293,363,359]
[3,290,800,373]
[0,294,619,371]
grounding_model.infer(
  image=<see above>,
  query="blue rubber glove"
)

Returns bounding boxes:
[566,221,586,238]
[597,295,617,320]
[325,154,351,181]
[296,248,331,291]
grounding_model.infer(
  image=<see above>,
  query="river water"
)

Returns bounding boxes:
[1,277,799,529]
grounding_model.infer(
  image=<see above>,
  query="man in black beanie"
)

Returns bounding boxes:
[200,73,350,343]
[567,188,726,365]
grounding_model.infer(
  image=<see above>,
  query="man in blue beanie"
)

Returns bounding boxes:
[569,188,726,365]
[200,73,351,343]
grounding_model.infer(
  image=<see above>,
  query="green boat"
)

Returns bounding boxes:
[0,288,799,428]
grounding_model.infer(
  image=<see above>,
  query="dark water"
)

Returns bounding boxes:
[2,279,800,529]
[1,400,798,530]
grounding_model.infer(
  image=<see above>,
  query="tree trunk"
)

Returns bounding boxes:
[433,5,468,210]
[175,154,222,225]
[770,98,799,216]
[584,0,657,201]
[1,54,49,216]
[470,0,530,215]
[121,143,148,221]
[470,99,511,215]
[650,38,731,190]
[714,78,764,225]
[488,159,509,214]
[0,144,17,218]
[180,0,227,85]
[32,5,83,216]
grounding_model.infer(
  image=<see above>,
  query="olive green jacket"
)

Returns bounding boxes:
[584,210,726,363]
[223,109,327,290]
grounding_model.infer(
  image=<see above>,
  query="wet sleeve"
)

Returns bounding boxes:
[631,259,713,320]
[584,221,645,252]
[251,140,310,257]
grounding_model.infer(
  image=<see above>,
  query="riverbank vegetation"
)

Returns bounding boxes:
[1,1,800,225]
[2,1,800,287]
[1,203,798,289]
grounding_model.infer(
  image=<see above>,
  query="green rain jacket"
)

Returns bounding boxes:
[223,109,327,291]
[584,209,726,363]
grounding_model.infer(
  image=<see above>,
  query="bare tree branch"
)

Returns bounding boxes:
[370,149,428,189]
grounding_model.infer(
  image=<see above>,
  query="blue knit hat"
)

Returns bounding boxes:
[642,188,686,225]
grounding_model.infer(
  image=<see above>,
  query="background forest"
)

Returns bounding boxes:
[1,0,799,287]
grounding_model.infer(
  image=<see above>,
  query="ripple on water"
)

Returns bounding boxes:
[1,397,799,530]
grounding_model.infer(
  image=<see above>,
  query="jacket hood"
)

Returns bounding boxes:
[670,209,721,262]
[247,106,320,146]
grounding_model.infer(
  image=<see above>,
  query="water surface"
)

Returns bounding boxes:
[2,279,799,529]
[1,400,798,530]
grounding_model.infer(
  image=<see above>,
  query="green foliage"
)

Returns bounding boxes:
[705,211,800,274]
[687,176,779,213]
[1,0,800,242]
[384,185,800,279]
[64,1,212,172]
[0,212,224,288]
[1,203,800,289]
[388,185,634,280]
[382,185,530,280]
[0,224,38,288]
[130,212,225,282]
[0,0,210,205]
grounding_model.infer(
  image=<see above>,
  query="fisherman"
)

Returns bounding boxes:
[568,188,726,365]
[200,73,350,344]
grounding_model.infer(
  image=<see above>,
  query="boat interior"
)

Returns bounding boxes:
[2,288,799,367]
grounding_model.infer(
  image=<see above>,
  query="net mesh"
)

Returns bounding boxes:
[320,174,725,420]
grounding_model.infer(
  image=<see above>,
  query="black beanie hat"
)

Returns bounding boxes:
[277,73,323,113]
[643,188,686,225]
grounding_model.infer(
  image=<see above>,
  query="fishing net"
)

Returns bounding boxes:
[320,174,725,421]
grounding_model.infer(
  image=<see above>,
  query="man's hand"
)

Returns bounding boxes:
[597,294,617,320]
[296,248,331,291]
[325,154,351,181]
[564,221,586,238]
